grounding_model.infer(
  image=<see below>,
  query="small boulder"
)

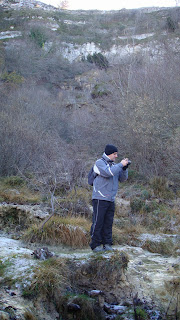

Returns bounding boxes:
[88,289,104,297]
[88,290,105,307]
[104,302,127,315]
[32,247,54,260]
[67,302,81,312]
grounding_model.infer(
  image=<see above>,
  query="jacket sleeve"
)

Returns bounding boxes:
[94,159,124,178]
[118,168,128,182]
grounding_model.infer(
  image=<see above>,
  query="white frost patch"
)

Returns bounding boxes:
[0,31,22,40]
[5,258,37,280]
[0,236,32,256]
[117,33,155,40]
[0,232,179,310]
[0,236,38,281]
[139,233,179,243]
[114,244,180,308]
[64,20,86,25]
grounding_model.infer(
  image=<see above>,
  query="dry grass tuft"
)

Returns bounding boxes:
[58,187,92,217]
[112,224,146,246]
[150,176,175,199]
[168,206,180,229]
[24,308,39,320]
[24,257,71,299]
[78,250,129,282]
[0,176,41,204]
[165,277,180,294]
[114,198,180,236]
[23,215,91,247]
[142,238,175,256]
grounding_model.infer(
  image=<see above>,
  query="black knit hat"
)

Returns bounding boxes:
[105,144,118,155]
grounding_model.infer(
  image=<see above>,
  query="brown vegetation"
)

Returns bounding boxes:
[0,6,179,191]
[23,257,70,299]
[23,216,90,247]
[0,6,179,320]
[21,251,130,319]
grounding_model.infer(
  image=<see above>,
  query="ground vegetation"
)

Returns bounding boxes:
[0,3,180,319]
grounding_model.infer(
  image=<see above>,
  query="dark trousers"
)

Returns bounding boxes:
[90,199,115,250]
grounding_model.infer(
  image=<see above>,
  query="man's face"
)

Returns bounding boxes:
[108,152,118,161]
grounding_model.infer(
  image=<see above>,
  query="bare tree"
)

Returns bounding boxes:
[58,0,69,9]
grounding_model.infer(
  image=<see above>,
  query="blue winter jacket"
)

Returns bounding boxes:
[92,153,128,202]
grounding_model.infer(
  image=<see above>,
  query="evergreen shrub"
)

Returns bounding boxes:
[1,71,24,84]
[91,84,110,99]
[130,197,144,213]
[2,175,25,187]
[166,16,177,32]
[87,52,109,69]
[30,27,47,48]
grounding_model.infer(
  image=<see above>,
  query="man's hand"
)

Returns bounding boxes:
[121,158,129,167]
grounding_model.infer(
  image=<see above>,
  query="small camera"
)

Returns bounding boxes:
[123,160,131,170]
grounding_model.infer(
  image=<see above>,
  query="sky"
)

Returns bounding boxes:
[40,0,179,10]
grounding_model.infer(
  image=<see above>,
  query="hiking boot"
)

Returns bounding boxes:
[92,246,104,253]
[103,244,113,251]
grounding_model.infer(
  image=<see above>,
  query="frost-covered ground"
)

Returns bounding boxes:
[0,233,179,312]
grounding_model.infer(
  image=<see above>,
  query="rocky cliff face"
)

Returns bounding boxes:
[1,1,180,64]
[0,0,55,10]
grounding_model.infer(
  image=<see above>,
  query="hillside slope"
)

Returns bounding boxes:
[0,1,180,186]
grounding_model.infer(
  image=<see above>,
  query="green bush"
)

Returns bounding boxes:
[1,71,24,84]
[130,197,145,213]
[2,175,25,187]
[30,27,47,48]
[130,196,159,214]
[0,42,5,70]
[57,22,68,34]
[143,200,158,213]
[91,84,110,99]
[0,259,12,277]
[166,16,177,32]
[140,189,151,200]
[135,306,149,319]
[87,52,109,70]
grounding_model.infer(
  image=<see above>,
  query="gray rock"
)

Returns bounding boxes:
[67,303,81,312]
[104,302,127,314]
[88,289,104,297]
[32,247,54,260]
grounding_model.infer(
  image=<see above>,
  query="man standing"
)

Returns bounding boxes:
[90,144,129,252]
